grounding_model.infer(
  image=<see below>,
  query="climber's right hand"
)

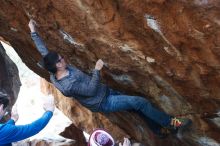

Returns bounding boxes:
[95,59,104,70]
[28,19,37,33]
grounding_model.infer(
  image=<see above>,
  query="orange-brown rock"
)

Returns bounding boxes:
[1,0,220,145]
[60,124,87,146]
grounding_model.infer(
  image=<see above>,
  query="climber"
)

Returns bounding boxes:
[28,19,192,137]
[0,90,55,145]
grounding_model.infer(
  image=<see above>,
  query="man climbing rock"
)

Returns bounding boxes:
[28,19,191,137]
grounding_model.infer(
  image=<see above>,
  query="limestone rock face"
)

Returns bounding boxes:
[1,0,220,145]
[0,43,21,117]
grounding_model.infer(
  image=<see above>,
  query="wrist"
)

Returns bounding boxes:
[30,29,36,33]
[45,110,54,115]
[46,109,54,112]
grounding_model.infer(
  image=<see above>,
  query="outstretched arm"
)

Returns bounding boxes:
[0,111,53,144]
[0,95,55,144]
[29,20,49,57]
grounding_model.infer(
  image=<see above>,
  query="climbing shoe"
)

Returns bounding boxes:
[169,117,192,135]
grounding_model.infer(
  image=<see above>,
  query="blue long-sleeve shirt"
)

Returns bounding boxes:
[0,111,53,145]
[31,32,110,112]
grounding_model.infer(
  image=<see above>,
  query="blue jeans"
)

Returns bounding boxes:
[100,90,172,127]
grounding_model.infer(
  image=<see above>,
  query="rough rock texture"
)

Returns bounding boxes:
[60,124,87,146]
[1,0,220,145]
[13,137,75,146]
[0,42,21,120]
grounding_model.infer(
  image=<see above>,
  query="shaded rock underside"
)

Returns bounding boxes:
[0,42,21,121]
